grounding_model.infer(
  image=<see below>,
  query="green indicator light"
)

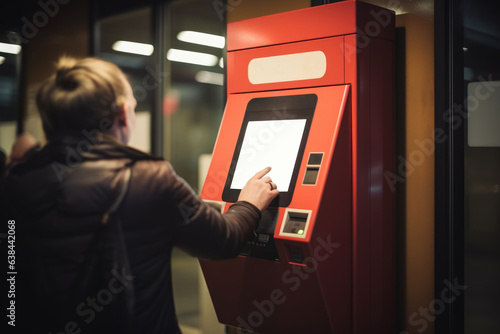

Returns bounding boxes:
[298,229,304,235]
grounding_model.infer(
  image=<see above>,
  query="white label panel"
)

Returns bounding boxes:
[248,51,327,85]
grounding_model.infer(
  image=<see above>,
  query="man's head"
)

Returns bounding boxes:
[36,56,136,144]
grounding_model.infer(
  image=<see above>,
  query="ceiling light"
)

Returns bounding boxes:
[167,49,218,66]
[219,57,224,68]
[177,31,225,49]
[0,42,21,55]
[195,71,224,86]
[0,56,5,65]
[112,41,154,56]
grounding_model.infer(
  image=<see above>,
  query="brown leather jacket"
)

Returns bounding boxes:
[1,135,260,333]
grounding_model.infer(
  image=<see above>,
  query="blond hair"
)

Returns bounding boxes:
[36,56,129,139]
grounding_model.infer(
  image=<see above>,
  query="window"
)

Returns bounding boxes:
[94,1,226,331]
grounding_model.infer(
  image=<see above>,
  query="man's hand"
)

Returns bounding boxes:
[238,167,279,212]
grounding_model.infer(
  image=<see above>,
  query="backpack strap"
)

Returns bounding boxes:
[74,167,135,333]
[104,167,135,333]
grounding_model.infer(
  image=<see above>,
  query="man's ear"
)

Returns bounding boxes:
[115,103,129,127]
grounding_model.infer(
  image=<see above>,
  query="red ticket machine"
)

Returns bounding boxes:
[200,1,395,333]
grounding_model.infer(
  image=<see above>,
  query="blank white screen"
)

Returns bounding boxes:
[230,119,307,191]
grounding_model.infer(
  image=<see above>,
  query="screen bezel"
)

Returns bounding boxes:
[222,94,317,207]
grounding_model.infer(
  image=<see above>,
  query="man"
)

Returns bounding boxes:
[0,57,278,333]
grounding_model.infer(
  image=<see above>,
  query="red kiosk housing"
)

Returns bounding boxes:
[200,1,395,333]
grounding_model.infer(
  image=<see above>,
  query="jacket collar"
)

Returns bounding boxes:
[9,133,162,176]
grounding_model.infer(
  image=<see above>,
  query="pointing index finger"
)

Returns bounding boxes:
[253,166,272,179]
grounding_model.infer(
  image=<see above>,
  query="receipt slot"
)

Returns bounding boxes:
[200,1,395,333]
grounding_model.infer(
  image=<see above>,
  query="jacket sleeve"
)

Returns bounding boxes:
[155,161,261,260]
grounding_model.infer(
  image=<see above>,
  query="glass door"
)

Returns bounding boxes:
[435,1,500,333]
[95,6,155,154]
[164,2,225,331]
[93,1,226,332]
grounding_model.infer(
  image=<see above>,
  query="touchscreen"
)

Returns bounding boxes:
[222,93,317,207]
[230,119,307,192]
